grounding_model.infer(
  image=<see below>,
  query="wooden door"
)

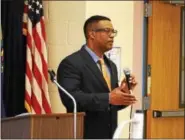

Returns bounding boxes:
[146,1,184,138]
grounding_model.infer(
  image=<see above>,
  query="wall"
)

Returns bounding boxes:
[43,1,144,138]
[43,1,86,113]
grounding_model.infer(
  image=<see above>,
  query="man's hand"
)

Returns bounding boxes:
[120,74,138,93]
[109,87,137,105]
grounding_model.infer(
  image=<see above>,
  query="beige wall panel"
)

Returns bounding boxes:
[132,1,144,110]
[48,1,86,22]
[49,91,67,113]
[44,1,86,113]
[46,21,68,45]
[67,21,85,46]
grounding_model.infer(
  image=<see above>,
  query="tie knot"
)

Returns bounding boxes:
[99,58,105,65]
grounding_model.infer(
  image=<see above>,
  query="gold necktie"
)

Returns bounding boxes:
[99,58,111,91]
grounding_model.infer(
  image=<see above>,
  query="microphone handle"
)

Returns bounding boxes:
[125,74,131,90]
[48,70,56,82]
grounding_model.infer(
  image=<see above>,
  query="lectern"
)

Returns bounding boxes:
[1,113,85,139]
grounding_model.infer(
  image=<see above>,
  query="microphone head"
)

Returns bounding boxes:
[48,69,56,82]
[123,68,130,76]
[123,68,131,90]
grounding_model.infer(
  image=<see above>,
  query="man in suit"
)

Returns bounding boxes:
[57,15,137,139]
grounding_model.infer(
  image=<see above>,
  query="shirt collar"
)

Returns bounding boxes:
[84,45,100,63]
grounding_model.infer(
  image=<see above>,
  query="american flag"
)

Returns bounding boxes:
[23,0,52,114]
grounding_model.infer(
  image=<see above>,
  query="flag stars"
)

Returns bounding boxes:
[28,5,32,9]
[28,0,43,25]
[36,1,40,6]
[36,9,39,14]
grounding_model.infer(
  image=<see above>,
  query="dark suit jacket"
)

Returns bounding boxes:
[57,46,125,139]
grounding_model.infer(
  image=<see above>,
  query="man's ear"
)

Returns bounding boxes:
[88,31,95,39]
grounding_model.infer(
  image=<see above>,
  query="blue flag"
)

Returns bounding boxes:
[1,25,6,118]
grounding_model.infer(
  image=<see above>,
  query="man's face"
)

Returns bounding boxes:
[92,20,117,53]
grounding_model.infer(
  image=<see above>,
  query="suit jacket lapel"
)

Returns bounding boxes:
[80,46,110,91]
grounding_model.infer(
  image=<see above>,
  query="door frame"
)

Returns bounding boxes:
[142,0,184,138]
[142,0,149,138]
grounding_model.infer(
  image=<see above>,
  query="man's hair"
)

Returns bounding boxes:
[83,15,111,40]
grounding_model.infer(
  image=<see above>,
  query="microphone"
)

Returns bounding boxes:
[123,68,131,90]
[123,68,134,139]
[48,69,77,139]
[48,69,56,82]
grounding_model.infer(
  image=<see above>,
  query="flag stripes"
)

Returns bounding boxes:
[23,0,51,114]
